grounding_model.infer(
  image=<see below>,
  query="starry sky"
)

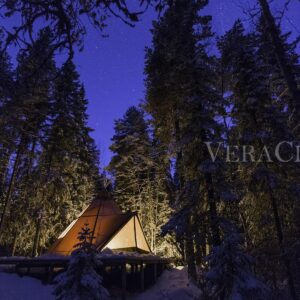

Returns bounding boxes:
[71,0,300,168]
[4,0,300,168]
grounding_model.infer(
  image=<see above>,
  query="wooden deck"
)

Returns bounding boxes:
[0,255,171,299]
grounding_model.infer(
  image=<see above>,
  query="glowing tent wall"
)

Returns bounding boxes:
[103,215,150,252]
[48,199,151,255]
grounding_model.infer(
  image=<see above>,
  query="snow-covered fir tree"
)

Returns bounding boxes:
[108,106,171,255]
[0,28,56,248]
[54,224,109,300]
[218,20,299,298]
[205,221,269,300]
[0,31,14,211]
[257,0,300,127]
[0,39,100,256]
[145,0,236,279]
[256,15,300,118]
[108,106,152,213]
[29,60,100,255]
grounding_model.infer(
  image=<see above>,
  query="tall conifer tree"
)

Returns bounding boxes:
[145,0,236,280]
[218,20,298,299]
[108,106,171,254]
[0,32,14,208]
[0,28,56,243]
[29,61,100,255]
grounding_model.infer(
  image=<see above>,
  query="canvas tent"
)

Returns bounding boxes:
[48,199,151,255]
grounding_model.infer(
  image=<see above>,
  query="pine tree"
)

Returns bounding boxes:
[0,31,14,208]
[108,106,171,254]
[255,15,299,112]
[255,18,300,288]
[0,48,101,256]
[205,221,269,300]
[257,0,300,125]
[54,224,109,300]
[145,0,235,279]
[29,61,100,255]
[108,106,151,213]
[0,27,56,244]
[218,20,299,299]
[146,134,173,255]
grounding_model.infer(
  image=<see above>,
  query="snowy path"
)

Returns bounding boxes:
[130,267,202,300]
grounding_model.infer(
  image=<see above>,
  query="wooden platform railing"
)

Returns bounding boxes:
[0,255,172,299]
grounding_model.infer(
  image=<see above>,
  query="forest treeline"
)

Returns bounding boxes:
[0,0,300,299]
[0,28,102,256]
[109,0,300,299]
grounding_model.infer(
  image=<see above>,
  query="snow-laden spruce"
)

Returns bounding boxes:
[205,222,269,300]
[108,106,172,255]
[54,224,109,300]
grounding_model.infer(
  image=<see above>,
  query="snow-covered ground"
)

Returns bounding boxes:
[0,272,54,300]
[0,267,201,300]
[130,267,202,300]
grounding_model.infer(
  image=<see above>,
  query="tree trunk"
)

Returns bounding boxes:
[0,153,10,199]
[205,173,221,247]
[26,140,37,177]
[11,234,18,256]
[32,217,42,257]
[200,129,221,248]
[151,228,154,253]
[239,212,252,249]
[194,229,203,266]
[258,0,300,121]
[174,110,197,278]
[185,215,197,281]
[30,149,54,258]
[268,186,298,300]
[0,139,24,240]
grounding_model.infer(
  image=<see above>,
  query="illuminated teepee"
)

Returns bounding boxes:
[48,198,151,255]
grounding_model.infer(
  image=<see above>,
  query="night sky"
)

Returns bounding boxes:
[5,0,300,168]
